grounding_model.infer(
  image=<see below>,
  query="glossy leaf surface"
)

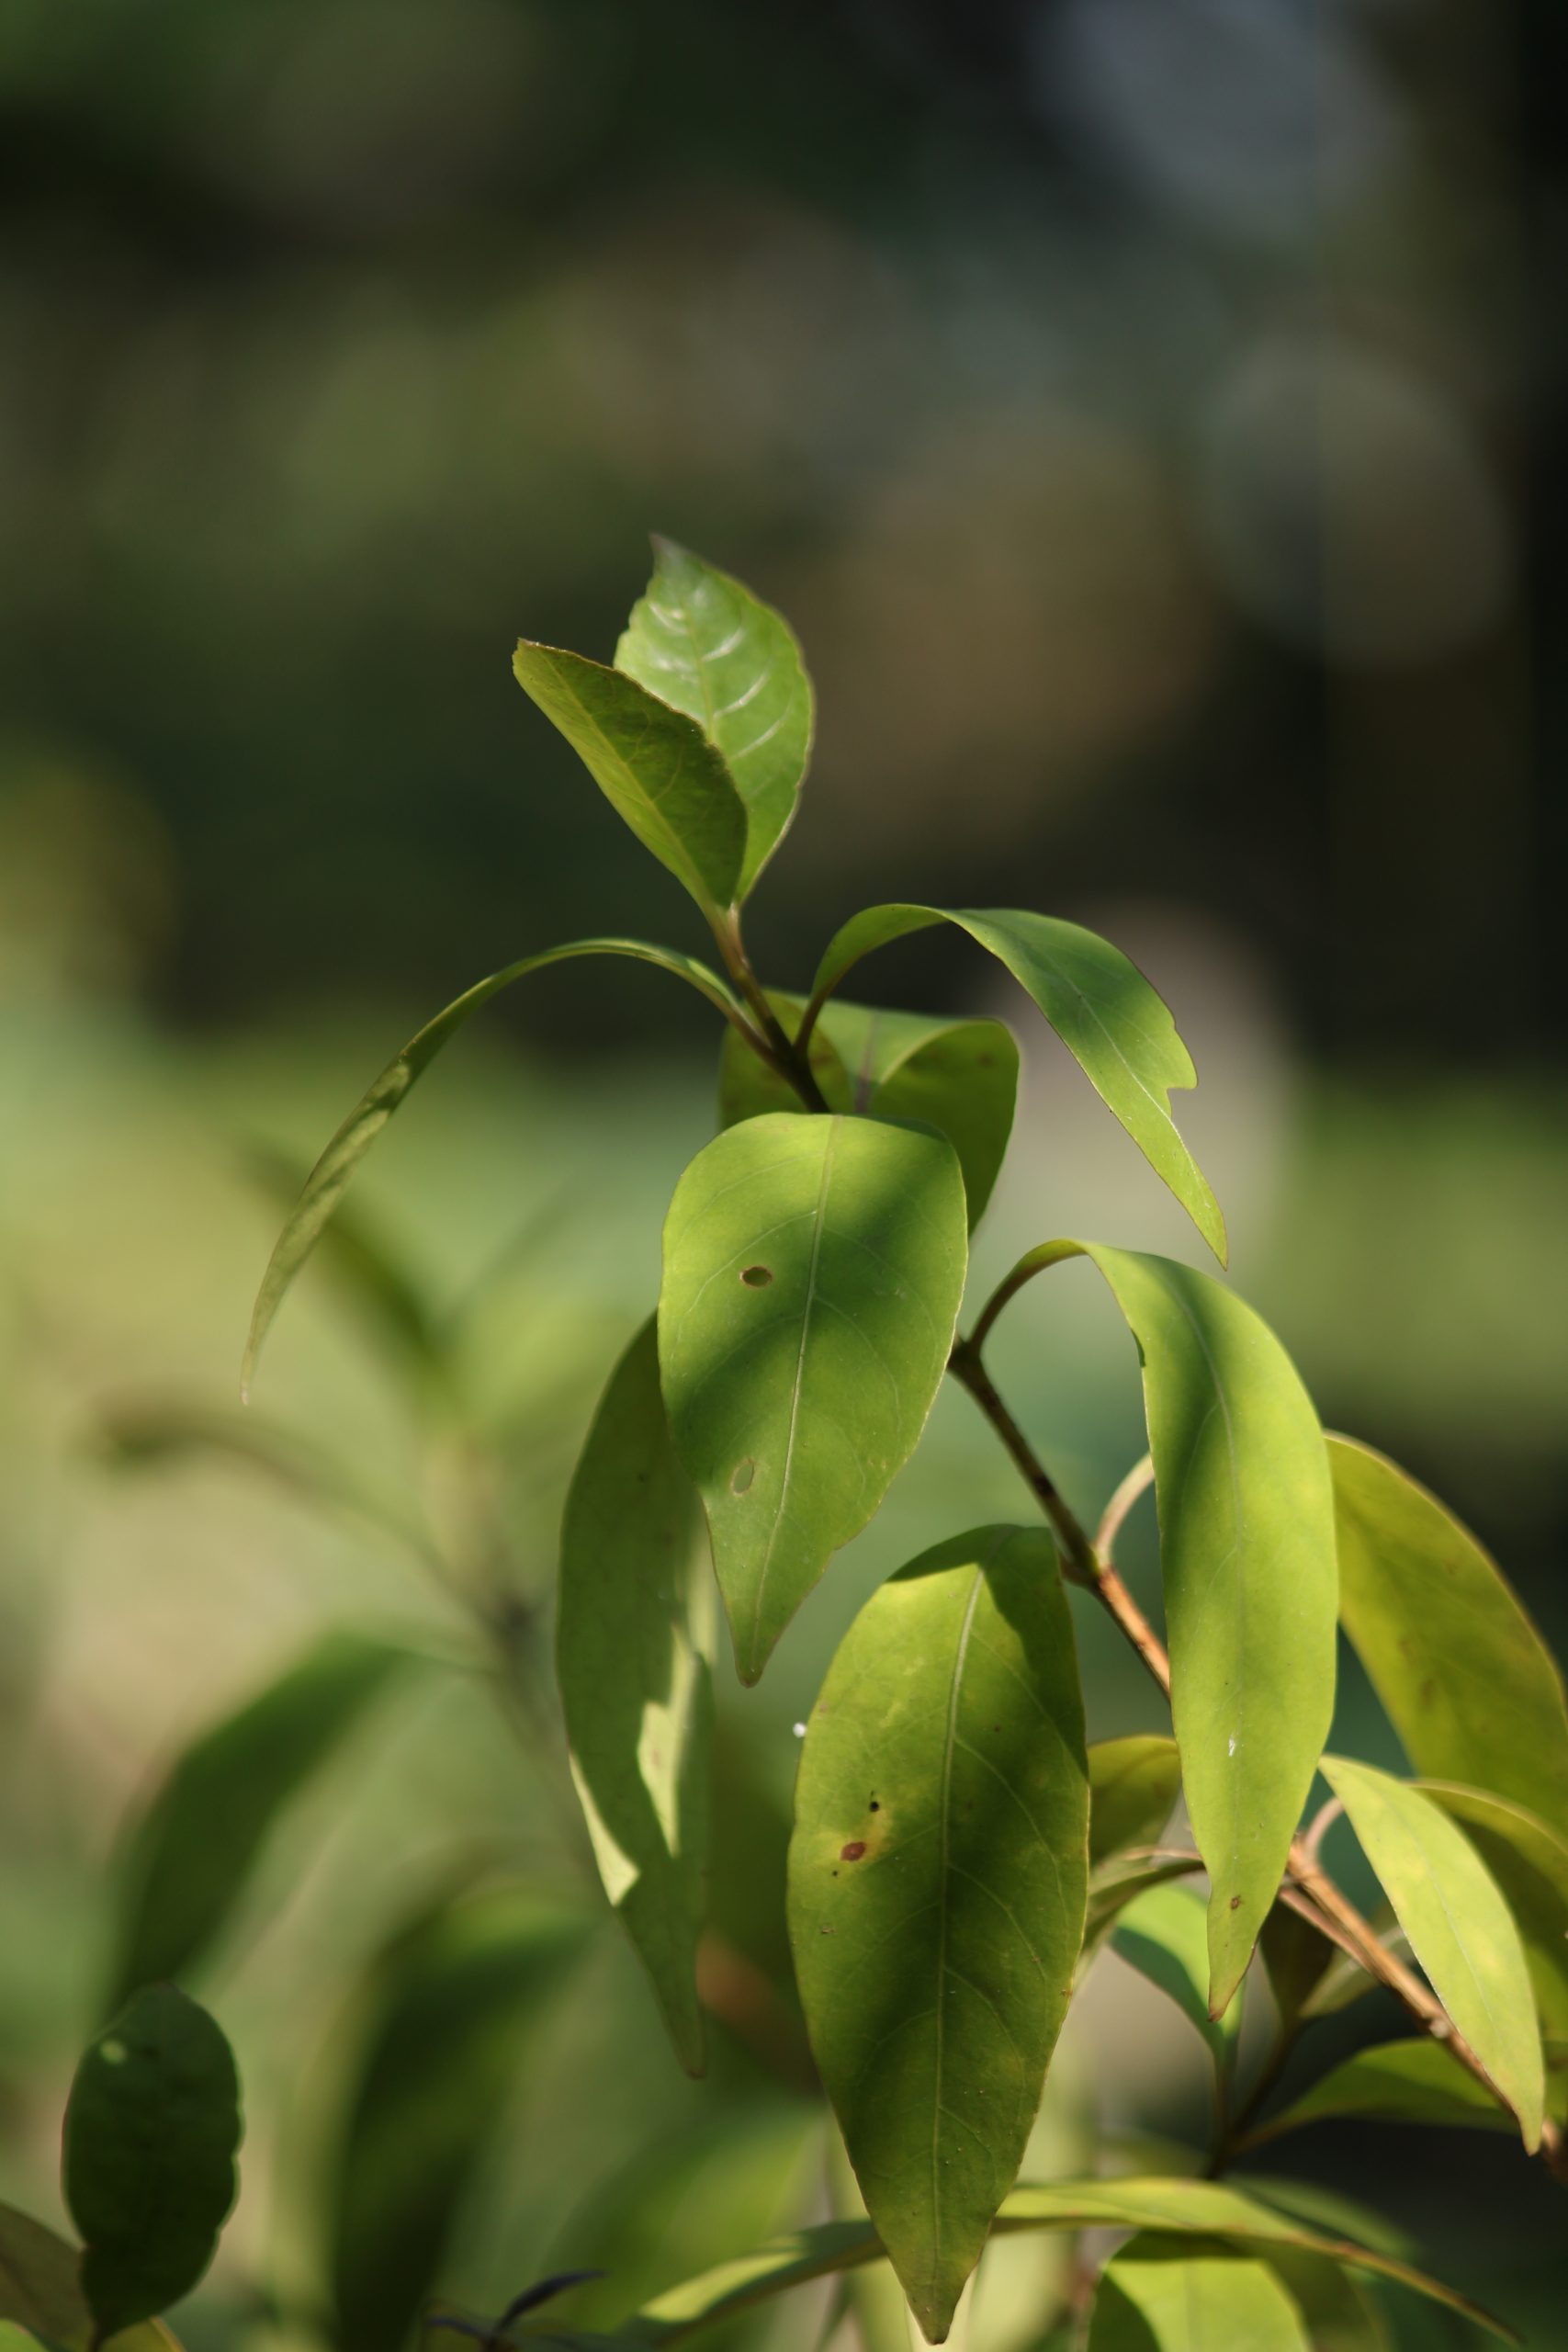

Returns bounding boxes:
[1417,1781,1568,2041]
[802,906,1224,1260]
[513,642,746,914]
[1089,2238,1310,2352]
[1251,2037,1512,2145]
[243,936,741,1394]
[1320,1756,1544,2148]
[616,538,812,899]
[789,1526,1089,2340]
[0,2201,175,2352]
[1089,1736,1182,1867]
[977,1241,1337,2013]
[1111,1884,1242,2066]
[64,1985,241,2339]
[558,1319,715,2075]
[107,1632,412,2011]
[1331,1436,1568,1840]
[660,1113,967,1680]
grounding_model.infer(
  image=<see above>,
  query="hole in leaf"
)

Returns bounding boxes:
[740,1264,773,1287]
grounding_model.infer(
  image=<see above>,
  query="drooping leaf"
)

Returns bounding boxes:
[801,907,1225,1261]
[970,1241,1337,2015]
[243,937,744,1395]
[719,996,1018,1231]
[558,1319,715,2076]
[1248,2037,1513,2147]
[327,1887,587,2352]
[63,1984,242,2340]
[243,1142,446,1385]
[513,642,746,916]
[659,1113,968,1681]
[1111,1884,1243,2068]
[1088,2237,1311,2352]
[0,2201,176,2352]
[1416,1781,1568,2041]
[1258,1902,1336,2032]
[1089,1736,1182,1867]
[615,539,813,900]
[1330,1437,1568,1841]
[788,1526,1089,2342]
[107,1631,414,2014]
[1319,1756,1544,2149]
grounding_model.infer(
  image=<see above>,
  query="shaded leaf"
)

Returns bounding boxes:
[974,1242,1337,2015]
[513,642,746,916]
[1083,1851,1204,1959]
[1258,2254,1393,2352]
[243,937,743,1395]
[615,539,812,900]
[1088,2237,1310,2352]
[1258,1903,1336,2034]
[558,1320,715,2075]
[789,1527,1089,2342]
[1249,2037,1513,2146]
[0,2201,175,2352]
[1330,1435,1568,1841]
[1089,1736,1182,1867]
[63,1985,241,2340]
[1111,1884,1243,2067]
[1416,1782,1568,2041]
[1320,1757,1544,2148]
[802,906,1224,1261]
[107,1631,414,2013]
[659,1113,967,1681]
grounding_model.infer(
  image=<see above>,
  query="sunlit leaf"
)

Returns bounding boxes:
[63,1985,241,2341]
[801,906,1225,1261]
[1320,1757,1544,2149]
[1416,1781,1568,2041]
[789,1526,1089,2341]
[659,1113,967,1681]
[615,539,812,900]
[971,1241,1337,2015]
[513,642,746,916]
[0,2201,176,2352]
[1330,1436,1568,1841]
[1088,2237,1310,2352]
[1089,1736,1182,1867]
[1111,1884,1242,2068]
[243,937,744,1395]
[243,1142,446,1384]
[1250,2253,1393,2352]
[1082,1851,1203,1958]
[1249,2037,1513,2147]
[558,1319,715,2075]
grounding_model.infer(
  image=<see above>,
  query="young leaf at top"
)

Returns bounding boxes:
[1089,1736,1182,1867]
[1416,1782,1568,2043]
[658,1113,968,1682]
[513,642,746,918]
[719,995,1018,1231]
[1319,1756,1545,2150]
[615,538,813,901]
[0,2200,177,2352]
[1111,1883,1243,2071]
[788,1526,1089,2346]
[107,1630,414,2013]
[799,907,1225,1262]
[968,1241,1337,2016]
[243,936,745,1395]
[63,1984,242,2342]
[1248,2037,1514,2147]
[1330,1435,1568,1841]
[1088,2237,1311,2352]
[558,1318,716,2076]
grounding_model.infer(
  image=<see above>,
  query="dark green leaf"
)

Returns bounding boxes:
[1111,1884,1243,2067]
[63,1984,242,2340]
[1416,1782,1568,2041]
[1249,2037,1513,2146]
[659,1113,968,1681]
[615,539,812,900]
[242,937,743,1395]
[512,642,746,916]
[558,1320,715,2075]
[788,1526,1089,2342]
[0,2201,175,2352]
[1320,1756,1544,2148]
[327,1887,587,2352]
[972,1242,1337,2015]
[1088,2238,1310,2352]
[801,907,1225,1261]
[1258,1903,1336,2033]
[106,1632,413,2014]
[1089,1736,1182,1867]
[1330,1436,1568,1841]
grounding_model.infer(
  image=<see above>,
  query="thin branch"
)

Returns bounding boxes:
[711,910,831,1114]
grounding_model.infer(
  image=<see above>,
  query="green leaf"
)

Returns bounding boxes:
[1319,1756,1545,2149]
[788,1526,1089,2342]
[1083,1851,1204,1958]
[1089,1736,1182,1867]
[719,996,1018,1231]
[1249,2037,1514,2146]
[558,1319,715,2075]
[1251,2254,1393,2352]
[1088,2238,1310,2352]
[971,1241,1337,2015]
[1111,1884,1243,2067]
[242,936,743,1396]
[659,1113,968,1681]
[1416,1781,1568,2041]
[105,1632,413,2015]
[513,641,746,915]
[1330,1436,1568,1841]
[0,2201,176,2352]
[1258,1902,1336,2033]
[615,538,813,900]
[327,1886,587,2352]
[801,907,1225,1261]
[63,1984,242,2340]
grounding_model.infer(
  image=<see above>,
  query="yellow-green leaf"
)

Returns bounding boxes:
[1089,2238,1310,2352]
[1089,1736,1182,1866]
[1416,1781,1568,2041]
[1249,2037,1513,2146]
[1111,1884,1243,2067]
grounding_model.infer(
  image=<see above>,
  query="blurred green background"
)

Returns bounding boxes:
[3,1,1567,2346]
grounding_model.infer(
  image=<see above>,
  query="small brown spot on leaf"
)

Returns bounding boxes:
[840,1840,867,1862]
[730,1458,756,1495]
[1229,1894,1241,1910]
[869,1798,880,1812]
[740,1264,773,1288]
